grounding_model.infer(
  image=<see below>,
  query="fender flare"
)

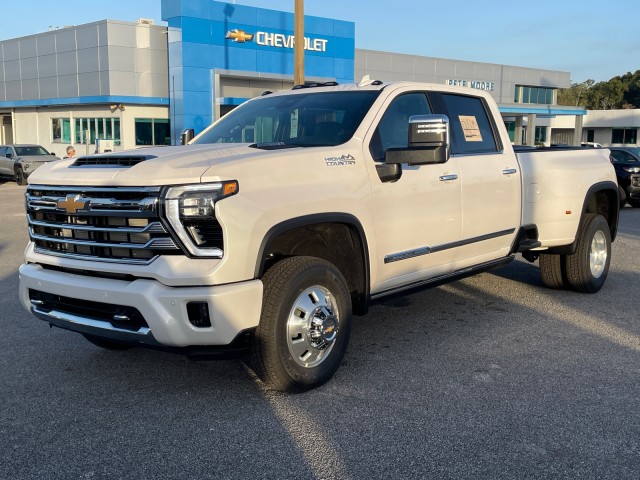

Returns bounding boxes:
[548,180,619,255]
[254,213,371,313]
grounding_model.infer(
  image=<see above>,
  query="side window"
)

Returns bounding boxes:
[438,93,500,155]
[0,147,5,158]
[369,92,431,161]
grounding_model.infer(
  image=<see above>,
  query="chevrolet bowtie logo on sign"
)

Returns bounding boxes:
[225,29,254,43]
[57,194,89,214]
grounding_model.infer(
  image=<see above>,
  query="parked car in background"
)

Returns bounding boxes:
[0,144,60,185]
[609,147,640,208]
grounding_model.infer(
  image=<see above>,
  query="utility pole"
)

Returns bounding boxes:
[294,0,304,86]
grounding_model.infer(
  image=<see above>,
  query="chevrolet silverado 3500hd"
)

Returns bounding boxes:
[19,81,619,391]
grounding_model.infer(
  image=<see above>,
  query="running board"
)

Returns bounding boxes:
[370,255,515,301]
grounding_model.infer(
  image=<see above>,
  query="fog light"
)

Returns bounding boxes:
[187,302,211,328]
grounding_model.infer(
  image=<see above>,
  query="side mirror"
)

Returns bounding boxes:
[6,153,12,159]
[385,114,450,165]
[180,128,195,145]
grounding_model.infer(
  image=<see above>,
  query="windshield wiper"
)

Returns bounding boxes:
[249,142,300,151]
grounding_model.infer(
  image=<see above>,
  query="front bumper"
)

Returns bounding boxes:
[19,263,263,348]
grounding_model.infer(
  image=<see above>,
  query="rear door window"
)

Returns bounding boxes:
[430,93,501,155]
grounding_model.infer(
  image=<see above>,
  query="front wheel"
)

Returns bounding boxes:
[15,167,26,186]
[248,256,352,392]
[564,214,611,293]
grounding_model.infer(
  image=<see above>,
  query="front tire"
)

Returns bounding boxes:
[249,256,352,392]
[564,214,611,293]
[15,167,26,186]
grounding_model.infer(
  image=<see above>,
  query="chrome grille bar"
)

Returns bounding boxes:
[28,217,167,234]
[29,232,177,250]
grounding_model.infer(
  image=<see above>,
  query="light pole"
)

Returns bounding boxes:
[294,0,304,86]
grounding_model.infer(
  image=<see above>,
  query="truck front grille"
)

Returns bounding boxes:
[26,185,181,264]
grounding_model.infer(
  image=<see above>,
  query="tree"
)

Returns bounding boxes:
[557,79,595,107]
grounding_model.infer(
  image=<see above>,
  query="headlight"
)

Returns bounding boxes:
[163,181,238,257]
[623,166,640,173]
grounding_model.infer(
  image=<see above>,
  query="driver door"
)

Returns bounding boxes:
[365,90,462,295]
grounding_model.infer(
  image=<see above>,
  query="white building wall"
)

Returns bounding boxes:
[12,105,168,156]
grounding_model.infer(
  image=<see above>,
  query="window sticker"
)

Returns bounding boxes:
[459,115,483,142]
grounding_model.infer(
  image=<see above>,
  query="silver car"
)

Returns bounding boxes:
[0,144,60,185]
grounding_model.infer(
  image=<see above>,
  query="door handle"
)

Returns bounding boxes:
[502,168,517,175]
[439,174,458,182]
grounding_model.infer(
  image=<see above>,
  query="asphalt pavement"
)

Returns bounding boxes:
[1,180,639,479]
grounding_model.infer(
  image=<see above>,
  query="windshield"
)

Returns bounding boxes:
[15,146,50,156]
[193,90,381,148]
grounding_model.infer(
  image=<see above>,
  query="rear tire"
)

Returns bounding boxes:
[539,253,567,289]
[248,256,352,392]
[83,334,134,351]
[564,214,611,293]
[15,168,26,186]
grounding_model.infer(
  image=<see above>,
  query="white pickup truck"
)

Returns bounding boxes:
[19,81,619,391]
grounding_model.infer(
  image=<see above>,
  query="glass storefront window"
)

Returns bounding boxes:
[74,118,122,146]
[52,118,71,143]
[135,118,171,146]
[612,128,637,144]
[515,85,555,105]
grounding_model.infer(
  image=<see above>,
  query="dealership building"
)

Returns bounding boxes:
[0,0,603,157]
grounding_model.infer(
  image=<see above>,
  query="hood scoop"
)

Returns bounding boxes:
[71,155,157,168]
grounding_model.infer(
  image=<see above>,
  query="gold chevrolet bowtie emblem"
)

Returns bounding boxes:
[225,29,254,43]
[57,194,89,214]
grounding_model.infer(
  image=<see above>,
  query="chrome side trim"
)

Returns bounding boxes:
[384,247,432,264]
[384,228,516,264]
[502,168,518,175]
[31,306,161,346]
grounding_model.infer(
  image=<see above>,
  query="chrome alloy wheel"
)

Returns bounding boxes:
[287,285,340,368]
[589,230,608,278]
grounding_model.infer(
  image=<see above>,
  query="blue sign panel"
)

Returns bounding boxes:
[161,0,356,140]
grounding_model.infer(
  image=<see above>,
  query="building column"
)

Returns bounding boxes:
[514,116,524,145]
[526,113,537,146]
[574,114,583,146]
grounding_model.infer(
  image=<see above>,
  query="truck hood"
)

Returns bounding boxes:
[26,144,278,186]
[18,155,59,163]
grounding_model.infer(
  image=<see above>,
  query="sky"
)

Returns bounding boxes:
[1,0,637,83]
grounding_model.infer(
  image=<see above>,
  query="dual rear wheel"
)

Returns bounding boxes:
[539,213,611,293]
